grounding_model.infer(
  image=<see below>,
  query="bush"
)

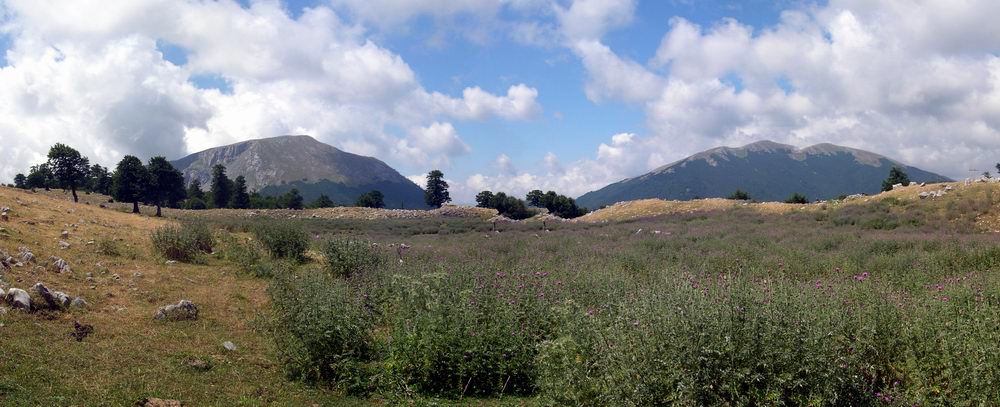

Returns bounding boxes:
[320,238,385,278]
[785,192,808,204]
[253,224,309,261]
[270,269,376,395]
[150,223,214,263]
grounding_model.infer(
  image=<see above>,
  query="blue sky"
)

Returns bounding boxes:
[1,0,998,202]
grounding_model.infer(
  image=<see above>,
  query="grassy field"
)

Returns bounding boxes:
[3,183,1000,405]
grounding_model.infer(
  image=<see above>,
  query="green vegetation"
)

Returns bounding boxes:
[727,189,750,200]
[355,190,385,209]
[525,189,588,218]
[475,190,533,220]
[320,238,384,278]
[111,155,150,213]
[785,192,808,204]
[47,143,90,202]
[423,169,451,208]
[146,156,187,217]
[252,223,310,261]
[882,166,911,191]
[150,223,214,263]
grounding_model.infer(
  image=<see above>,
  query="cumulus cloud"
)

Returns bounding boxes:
[0,0,541,181]
[476,0,1000,199]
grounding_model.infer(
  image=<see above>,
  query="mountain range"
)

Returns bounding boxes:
[171,135,428,209]
[576,140,952,209]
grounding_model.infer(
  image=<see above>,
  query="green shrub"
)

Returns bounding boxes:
[320,238,385,278]
[270,269,376,395]
[150,223,214,263]
[253,224,309,261]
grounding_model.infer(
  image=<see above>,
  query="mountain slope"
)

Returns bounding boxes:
[172,135,428,209]
[577,140,952,208]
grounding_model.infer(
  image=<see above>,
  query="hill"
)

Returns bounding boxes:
[576,140,952,209]
[171,135,429,209]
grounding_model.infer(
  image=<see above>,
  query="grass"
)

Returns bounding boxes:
[4,183,1000,405]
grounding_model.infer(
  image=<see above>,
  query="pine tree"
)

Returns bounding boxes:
[423,170,451,208]
[146,156,186,217]
[231,176,251,209]
[210,164,232,209]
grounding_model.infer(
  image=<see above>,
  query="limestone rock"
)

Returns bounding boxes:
[153,300,198,321]
[4,287,30,310]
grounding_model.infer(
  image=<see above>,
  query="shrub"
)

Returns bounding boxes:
[270,269,376,395]
[728,189,750,200]
[320,238,385,278]
[253,224,309,261]
[785,192,808,204]
[150,223,214,263]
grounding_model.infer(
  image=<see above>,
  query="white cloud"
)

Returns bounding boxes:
[532,0,1000,194]
[0,0,541,181]
[554,0,636,42]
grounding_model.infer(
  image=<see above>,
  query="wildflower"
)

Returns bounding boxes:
[586,308,595,316]
[495,272,506,278]
[815,280,823,289]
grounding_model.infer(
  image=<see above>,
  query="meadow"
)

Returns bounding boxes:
[3,184,1000,405]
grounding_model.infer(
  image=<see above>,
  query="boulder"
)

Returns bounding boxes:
[33,282,71,309]
[918,191,930,199]
[154,300,198,321]
[222,341,237,351]
[71,297,88,309]
[18,247,34,263]
[61,230,69,239]
[59,240,71,249]
[50,257,71,273]
[5,287,31,310]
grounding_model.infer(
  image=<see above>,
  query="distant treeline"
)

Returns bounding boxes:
[475,189,587,219]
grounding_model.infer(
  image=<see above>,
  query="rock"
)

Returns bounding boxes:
[18,247,34,263]
[919,191,929,199]
[136,398,183,407]
[70,321,94,341]
[153,300,198,321]
[892,183,904,190]
[50,257,71,273]
[222,341,237,351]
[165,260,177,265]
[59,240,71,249]
[71,297,88,309]
[61,230,69,239]
[186,358,212,371]
[33,282,71,309]
[4,287,30,310]
[944,185,954,191]
[1,212,8,222]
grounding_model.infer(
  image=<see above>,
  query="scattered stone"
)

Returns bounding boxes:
[132,271,143,279]
[33,282,71,309]
[111,273,121,280]
[4,287,30,310]
[153,300,198,321]
[165,260,177,265]
[70,321,94,341]
[71,297,88,309]
[186,358,212,371]
[892,183,904,190]
[18,246,34,263]
[222,341,237,351]
[59,240,71,249]
[136,398,183,407]
[61,230,69,239]
[49,256,71,273]
[945,185,954,191]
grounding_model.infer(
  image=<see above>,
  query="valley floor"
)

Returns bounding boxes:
[3,183,1000,405]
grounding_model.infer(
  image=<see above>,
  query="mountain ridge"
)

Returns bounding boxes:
[578,140,952,209]
[171,135,429,209]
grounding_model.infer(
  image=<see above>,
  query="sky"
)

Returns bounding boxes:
[1,0,999,203]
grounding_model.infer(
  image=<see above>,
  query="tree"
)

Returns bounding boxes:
[356,190,385,208]
[88,164,112,195]
[210,164,232,209]
[13,174,27,189]
[26,163,54,190]
[284,188,304,210]
[475,191,495,208]
[996,163,1000,175]
[231,176,251,209]
[187,179,206,201]
[146,157,186,217]
[785,193,808,204]
[881,167,911,192]
[728,189,750,200]
[111,155,148,214]
[311,194,335,208]
[983,171,992,179]
[46,143,90,202]
[526,190,544,207]
[423,170,451,208]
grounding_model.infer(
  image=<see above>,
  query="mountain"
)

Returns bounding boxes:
[171,135,428,209]
[576,140,952,209]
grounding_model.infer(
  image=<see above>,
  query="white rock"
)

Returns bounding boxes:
[222,341,237,351]
[4,287,30,310]
[154,299,199,321]
[70,297,88,309]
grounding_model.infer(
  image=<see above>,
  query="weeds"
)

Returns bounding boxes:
[150,223,214,263]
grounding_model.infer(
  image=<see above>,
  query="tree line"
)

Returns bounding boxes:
[9,143,461,214]
[475,189,587,220]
